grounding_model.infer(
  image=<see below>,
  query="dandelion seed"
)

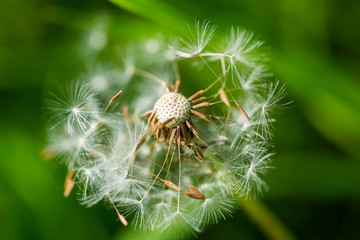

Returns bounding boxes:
[223,27,265,66]
[189,192,234,231]
[171,20,216,58]
[47,82,100,135]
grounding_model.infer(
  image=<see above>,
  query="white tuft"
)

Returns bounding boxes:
[170,20,216,58]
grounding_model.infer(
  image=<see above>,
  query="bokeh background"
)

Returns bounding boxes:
[1,0,360,239]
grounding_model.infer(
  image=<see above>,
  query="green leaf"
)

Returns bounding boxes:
[109,0,190,30]
[238,199,296,240]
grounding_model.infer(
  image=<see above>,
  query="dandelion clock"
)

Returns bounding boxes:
[45,21,287,236]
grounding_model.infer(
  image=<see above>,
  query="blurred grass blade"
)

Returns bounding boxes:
[238,198,296,240]
[109,0,190,30]
[114,223,192,240]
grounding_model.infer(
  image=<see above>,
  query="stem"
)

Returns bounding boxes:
[133,68,170,92]
[237,198,296,240]
[198,52,232,58]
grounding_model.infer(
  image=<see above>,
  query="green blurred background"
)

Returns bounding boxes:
[1,0,360,239]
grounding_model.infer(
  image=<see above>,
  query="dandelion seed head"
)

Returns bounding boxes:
[46,21,287,234]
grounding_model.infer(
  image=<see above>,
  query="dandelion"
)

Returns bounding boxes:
[45,21,286,234]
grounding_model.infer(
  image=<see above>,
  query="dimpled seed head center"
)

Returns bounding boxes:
[154,92,191,128]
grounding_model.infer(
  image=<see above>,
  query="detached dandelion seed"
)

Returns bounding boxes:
[45,21,287,234]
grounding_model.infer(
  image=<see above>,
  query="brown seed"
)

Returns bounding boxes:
[180,124,189,143]
[192,102,210,109]
[64,170,75,198]
[190,110,208,121]
[151,111,157,129]
[183,185,206,199]
[160,117,175,128]
[176,126,181,147]
[236,103,250,121]
[219,89,230,107]
[174,79,181,93]
[188,90,205,101]
[123,105,131,126]
[110,90,123,104]
[107,193,128,227]
[189,144,204,162]
[163,127,169,141]
[162,180,182,192]
[185,120,199,137]
[169,128,177,146]
[151,122,160,135]
[190,97,207,104]
[117,212,128,227]
[156,127,162,140]
[143,109,153,117]
[147,109,157,126]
